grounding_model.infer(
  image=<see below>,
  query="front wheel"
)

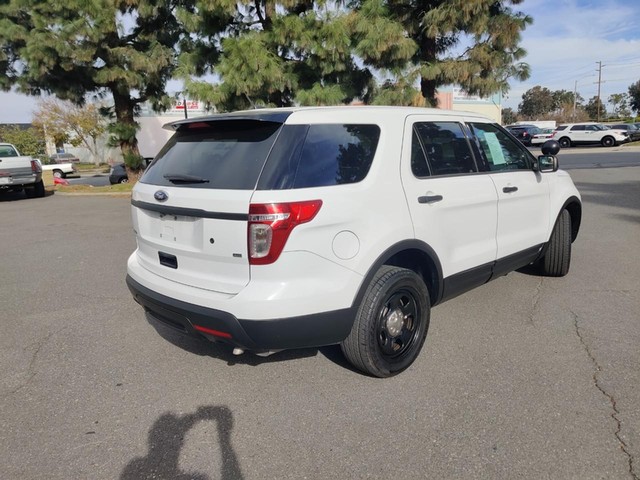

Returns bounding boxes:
[118,177,129,184]
[601,136,615,147]
[341,266,430,377]
[537,209,571,276]
[53,169,64,178]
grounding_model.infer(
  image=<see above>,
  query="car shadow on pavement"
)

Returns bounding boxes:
[0,189,54,201]
[120,405,243,480]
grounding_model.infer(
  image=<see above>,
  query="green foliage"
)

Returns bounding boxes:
[32,99,107,163]
[608,93,631,119]
[629,80,640,113]
[349,0,532,103]
[585,96,607,121]
[0,126,45,158]
[0,0,189,160]
[502,107,517,125]
[518,86,582,119]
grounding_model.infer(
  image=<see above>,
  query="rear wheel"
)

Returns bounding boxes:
[53,169,64,178]
[601,136,615,147]
[118,177,129,184]
[537,209,571,276]
[25,180,45,198]
[558,137,571,148]
[341,266,430,377]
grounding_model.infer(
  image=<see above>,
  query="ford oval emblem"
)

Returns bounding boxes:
[154,190,168,202]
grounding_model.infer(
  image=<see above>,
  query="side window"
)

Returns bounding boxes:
[585,125,598,131]
[469,123,532,171]
[571,125,585,131]
[292,124,380,189]
[413,122,477,176]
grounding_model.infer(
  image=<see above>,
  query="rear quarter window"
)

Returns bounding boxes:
[258,124,380,190]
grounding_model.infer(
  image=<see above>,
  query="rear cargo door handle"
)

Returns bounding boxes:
[158,251,178,269]
[418,195,443,204]
[502,186,518,193]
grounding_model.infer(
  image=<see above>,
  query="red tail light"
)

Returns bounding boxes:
[31,160,42,173]
[248,200,322,265]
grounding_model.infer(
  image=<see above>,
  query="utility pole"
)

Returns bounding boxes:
[596,61,603,122]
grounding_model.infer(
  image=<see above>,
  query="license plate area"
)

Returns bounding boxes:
[154,212,201,249]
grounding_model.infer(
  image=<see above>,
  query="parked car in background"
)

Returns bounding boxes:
[109,158,152,184]
[606,123,640,142]
[0,143,45,198]
[109,163,128,184]
[38,160,77,178]
[552,123,628,147]
[530,128,555,146]
[49,152,80,164]
[505,124,541,146]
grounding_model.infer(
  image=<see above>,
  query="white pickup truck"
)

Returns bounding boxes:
[0,143,45,198]
[39,161,77,178]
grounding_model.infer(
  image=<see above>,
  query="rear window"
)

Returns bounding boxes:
[140,120,282,190]
[258,124,380,190]
[0,145,18,157]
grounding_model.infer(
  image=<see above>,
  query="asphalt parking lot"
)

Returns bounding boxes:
[1,166,639,479]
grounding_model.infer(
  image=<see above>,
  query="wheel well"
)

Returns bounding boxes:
[385,249,440,306]
[565,201,582,242]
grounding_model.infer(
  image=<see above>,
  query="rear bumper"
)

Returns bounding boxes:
[126,275,355,351]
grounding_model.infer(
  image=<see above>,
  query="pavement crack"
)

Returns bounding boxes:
[571,310,638,480]
[1,329,62,398]
[527,278,543,324]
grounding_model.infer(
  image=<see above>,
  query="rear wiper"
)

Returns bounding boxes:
[163,174,210,184]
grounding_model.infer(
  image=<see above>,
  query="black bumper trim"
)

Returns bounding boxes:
[126,275,356,350]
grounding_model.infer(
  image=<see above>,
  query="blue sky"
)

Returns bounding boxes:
[1,0,639,123]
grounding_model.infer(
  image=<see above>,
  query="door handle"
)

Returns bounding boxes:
[502,186,518,193]
[418,195,443,204]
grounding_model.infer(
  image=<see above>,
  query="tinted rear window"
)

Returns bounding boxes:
[140,120,282,190]
[258,124,380,189]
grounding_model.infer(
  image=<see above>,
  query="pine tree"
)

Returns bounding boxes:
[0,0,187,172]
[181,1,374,110]
[350,0,532,105]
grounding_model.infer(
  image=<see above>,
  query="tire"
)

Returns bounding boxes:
[538,209,571,277]
[558,137,571,148]
[601,136,615,147]
[25,180,45,199]
[53,169,63,178]
[341,266,430,377]
[118,177,129,184]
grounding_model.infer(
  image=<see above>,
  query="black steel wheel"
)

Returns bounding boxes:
[601,136,615,147]
[341,266,430,377]
[558,137,571,148]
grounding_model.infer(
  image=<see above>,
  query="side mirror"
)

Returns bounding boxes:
[541,139,560,156]
[537,154,558,172]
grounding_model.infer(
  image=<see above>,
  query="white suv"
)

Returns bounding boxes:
[126,106,582,377]
[552,122,628,148]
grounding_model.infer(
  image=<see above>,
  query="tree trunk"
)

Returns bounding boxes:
[420,78,438,107]
[111,88,143,182]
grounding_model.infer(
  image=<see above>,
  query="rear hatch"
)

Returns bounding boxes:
[131,118,286,294]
